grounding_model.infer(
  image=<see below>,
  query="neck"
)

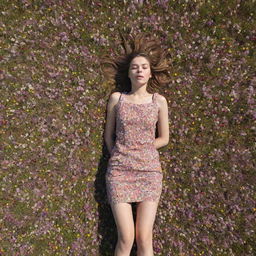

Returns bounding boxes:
[129,86,150,97]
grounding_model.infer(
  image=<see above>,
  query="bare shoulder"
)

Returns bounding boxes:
[156,93,168,108]
[108,91,122,105]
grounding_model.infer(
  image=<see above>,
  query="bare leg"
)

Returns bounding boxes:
[135,201,159,256]
[111,202,135,256]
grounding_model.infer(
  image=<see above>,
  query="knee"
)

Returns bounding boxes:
[118,231,135,248]
[136,232,152,248]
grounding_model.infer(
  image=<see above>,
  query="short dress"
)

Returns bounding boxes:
[105,92,163,205]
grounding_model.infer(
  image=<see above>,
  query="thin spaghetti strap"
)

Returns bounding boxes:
[120,91,128,102]
[117,92,124,104]
[152,92,157,103]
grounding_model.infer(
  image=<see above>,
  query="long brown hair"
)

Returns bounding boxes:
[100,31,172,93]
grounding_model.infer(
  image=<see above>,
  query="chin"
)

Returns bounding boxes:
[134,80,148,84]
[134,82,147,86]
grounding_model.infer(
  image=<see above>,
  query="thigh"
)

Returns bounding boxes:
[111,202,135,240]
[135,201,159,237]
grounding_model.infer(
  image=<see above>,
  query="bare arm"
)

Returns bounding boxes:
[104,92,121,154]
[154,94,169,149]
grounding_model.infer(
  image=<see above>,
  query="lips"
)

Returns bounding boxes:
[136,76,144,78]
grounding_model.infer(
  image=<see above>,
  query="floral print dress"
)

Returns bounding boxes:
[105,92,163,205]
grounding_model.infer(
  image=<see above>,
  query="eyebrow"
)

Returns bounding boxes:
[131,63,149,66]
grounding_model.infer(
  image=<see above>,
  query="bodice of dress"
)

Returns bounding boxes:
[108,92,162,172]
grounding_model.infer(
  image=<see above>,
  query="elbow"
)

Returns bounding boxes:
[164,138,169,146]
[104,133,110,145]
[104,132,114,144]
[157,137,169,147]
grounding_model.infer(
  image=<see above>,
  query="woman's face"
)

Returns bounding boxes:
[128,56,152,85]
